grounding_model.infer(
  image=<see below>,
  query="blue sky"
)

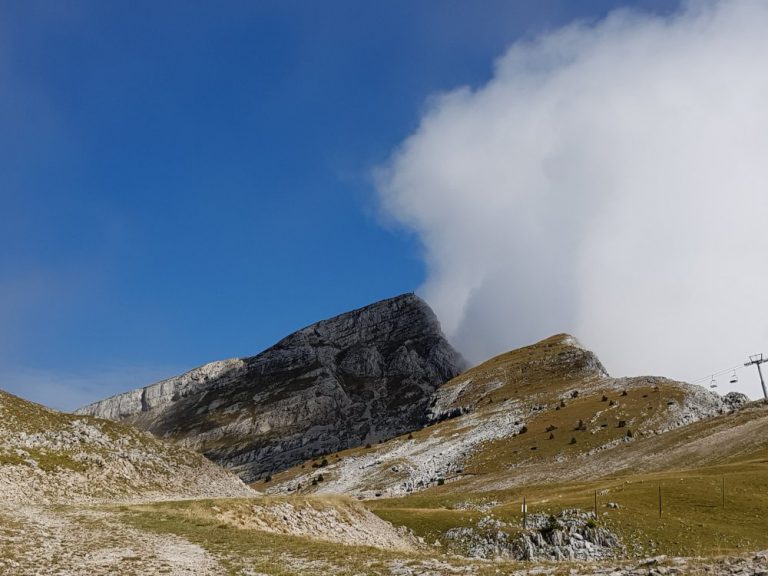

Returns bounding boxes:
[1,0,676,410]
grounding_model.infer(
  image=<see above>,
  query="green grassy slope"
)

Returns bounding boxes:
[262,335,768,558]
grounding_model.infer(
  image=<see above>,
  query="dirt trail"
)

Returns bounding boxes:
[0,505,224,576]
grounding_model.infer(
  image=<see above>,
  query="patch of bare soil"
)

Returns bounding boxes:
[0,505,224,576]
[218,499,417,551]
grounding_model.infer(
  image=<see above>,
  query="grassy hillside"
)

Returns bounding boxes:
[110,460,768,575]
[266,334,730,496]
[4,334,768,573]
[257,335,768,561]
[371,454,768,558]
[0,389,252,504]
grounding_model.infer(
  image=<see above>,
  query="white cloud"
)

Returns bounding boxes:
[377,0,768,399]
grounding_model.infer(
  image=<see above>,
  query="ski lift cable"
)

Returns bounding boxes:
[690,368,740,383]
[689,364,746,385]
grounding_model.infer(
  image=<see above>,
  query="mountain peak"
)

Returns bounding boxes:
[77,293,465,482]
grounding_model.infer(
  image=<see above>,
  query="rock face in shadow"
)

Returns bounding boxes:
[77,294,465,482]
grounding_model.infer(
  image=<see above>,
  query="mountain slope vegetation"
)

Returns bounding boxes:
[4,328,768,574]
[0,389,252,505]
[268,334,741,498]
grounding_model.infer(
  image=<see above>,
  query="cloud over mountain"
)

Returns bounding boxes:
[377,0,768,397]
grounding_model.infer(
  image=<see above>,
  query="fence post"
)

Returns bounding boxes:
[658,486,662,518]
[523,496,527,529]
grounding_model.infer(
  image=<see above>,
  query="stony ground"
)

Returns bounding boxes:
[0,505,222,575]
[3,501,768,575]
[0,390,254,506]
[2,336,766,574]
[217,499,417,550]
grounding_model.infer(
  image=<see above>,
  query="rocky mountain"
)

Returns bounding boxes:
[269,333,751,498]
[0,389,252,505]
[6,329,768,574]
[77,293,465,482]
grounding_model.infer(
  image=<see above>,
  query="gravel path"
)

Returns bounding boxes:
[0,505,224,576]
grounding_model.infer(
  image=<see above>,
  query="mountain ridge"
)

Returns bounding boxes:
[266,333,748,498]
[6,326,768,573]
[77,293,466,481]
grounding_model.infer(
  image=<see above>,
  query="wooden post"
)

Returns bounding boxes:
[658,486,662,518]
[523,496,527,529]
[594,489,597,517]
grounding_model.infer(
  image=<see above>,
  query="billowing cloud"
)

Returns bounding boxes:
[377,0,768,398]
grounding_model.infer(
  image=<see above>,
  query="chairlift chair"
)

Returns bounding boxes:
[730,370,738,384]
[710,375,718,389]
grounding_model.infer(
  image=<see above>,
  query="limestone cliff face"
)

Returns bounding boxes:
[77,294,465,482]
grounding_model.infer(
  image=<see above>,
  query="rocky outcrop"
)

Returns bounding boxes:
[214,498,418,550]
[272,334,750,499]
[75,359,248,421]
[510,510,621,561]
[77,294,465,482]
[0,390,252,505]
[723,391,750,411]
[442,509,621,561]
